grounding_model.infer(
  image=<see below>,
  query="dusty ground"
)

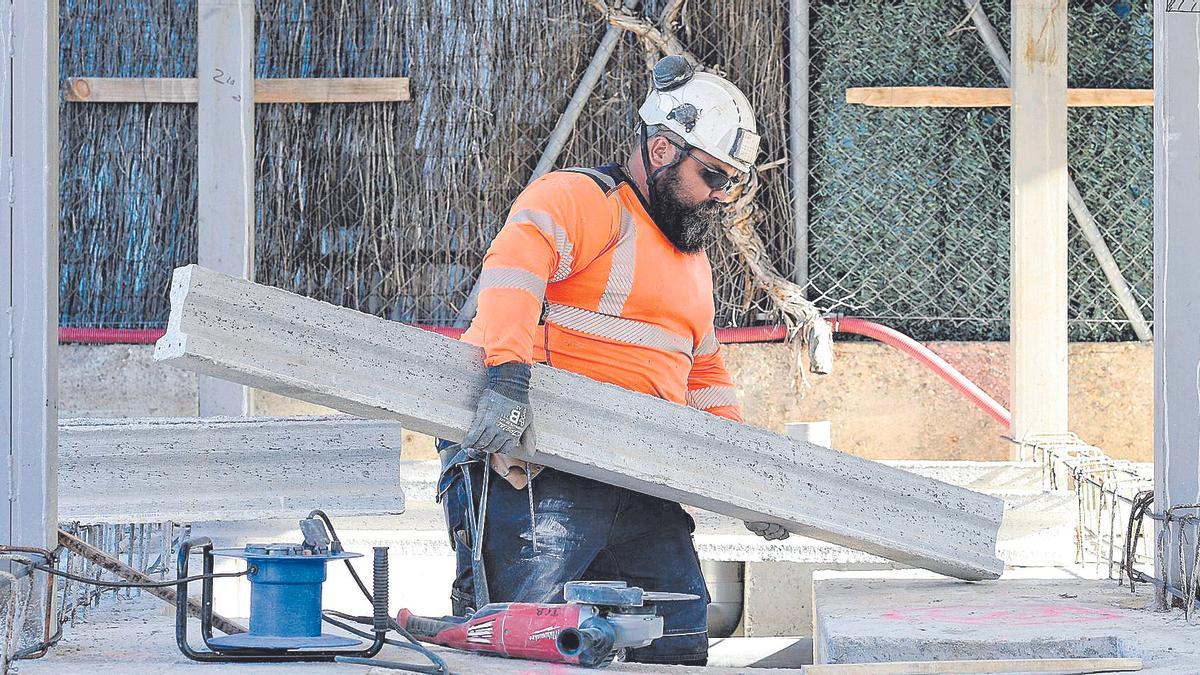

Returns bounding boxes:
[60,341,1152,462]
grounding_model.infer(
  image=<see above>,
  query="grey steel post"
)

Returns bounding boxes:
[1153,0,1200,609]
[455,0,640,328]
[788,0,810,289]
[961,0,1152,342]
[529,0,640,182]
[1,0,60,551]
[197,0,255,415]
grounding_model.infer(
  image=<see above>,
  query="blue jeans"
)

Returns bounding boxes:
[436,440,710,665]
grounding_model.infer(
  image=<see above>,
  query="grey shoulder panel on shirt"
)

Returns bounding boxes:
[558,167,618,194]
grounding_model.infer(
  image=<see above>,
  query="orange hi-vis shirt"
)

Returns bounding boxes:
[461,165,742,422]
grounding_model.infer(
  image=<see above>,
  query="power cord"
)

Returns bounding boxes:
[308,510,450,674]
[32,564,250,588]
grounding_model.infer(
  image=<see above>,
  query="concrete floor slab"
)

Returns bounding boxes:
[812,572,1200,673]
[153,265,1004,580]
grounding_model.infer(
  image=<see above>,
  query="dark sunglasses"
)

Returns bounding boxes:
[666,139,742,192]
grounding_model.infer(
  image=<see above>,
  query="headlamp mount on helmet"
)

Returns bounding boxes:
[652,55,696,92]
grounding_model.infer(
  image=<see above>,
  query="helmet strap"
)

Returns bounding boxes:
[639,122,684,200]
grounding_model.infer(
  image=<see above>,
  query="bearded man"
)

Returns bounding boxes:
[434,55,784,666]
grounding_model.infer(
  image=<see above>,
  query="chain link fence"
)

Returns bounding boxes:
[58,0,1153,341]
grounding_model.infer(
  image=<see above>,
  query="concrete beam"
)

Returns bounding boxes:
[1153,2,1200,605]
[58,416,405,523]
[1,0,59,551]
[196,0,254,416]
[1009,0,1069,444]
[154,265,1004,580]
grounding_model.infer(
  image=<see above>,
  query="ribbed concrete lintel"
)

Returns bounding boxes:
[58,415,405,522]
[153,265,1004,580]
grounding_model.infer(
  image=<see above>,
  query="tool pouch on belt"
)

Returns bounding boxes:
[488,454,543,490]
[437,440,543,496]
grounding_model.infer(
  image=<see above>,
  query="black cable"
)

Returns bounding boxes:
[321,614,448,674]
[33,563,250,589]
[310,512,449,674]
[308,509,374,601]
[322,610,449,671]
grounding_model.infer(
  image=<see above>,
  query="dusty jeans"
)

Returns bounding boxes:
[436,439,710,665]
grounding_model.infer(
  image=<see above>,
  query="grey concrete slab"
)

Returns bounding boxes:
[58,416,405,522]
[743,562,896,639]
[153,265,1005,580]
[21,594,803,674]
[812,572,1200,672]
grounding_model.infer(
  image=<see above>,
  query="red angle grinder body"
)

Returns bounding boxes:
[395,581,697,668]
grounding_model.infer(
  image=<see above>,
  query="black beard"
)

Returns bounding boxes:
[648,165,724,254]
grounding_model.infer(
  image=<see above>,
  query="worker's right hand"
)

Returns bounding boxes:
[462,363,533,459]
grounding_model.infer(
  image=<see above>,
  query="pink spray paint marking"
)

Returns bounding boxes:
[882,603,1125,626]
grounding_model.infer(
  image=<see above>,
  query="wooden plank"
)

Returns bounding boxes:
[803,657,1142,674]
[1010,0,1069,444]
[845,86,1152,108]
[255,77,410,103]
[65,77,411,103]
[57,530,246,636]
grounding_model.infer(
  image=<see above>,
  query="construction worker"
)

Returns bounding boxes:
[436,55,785,666]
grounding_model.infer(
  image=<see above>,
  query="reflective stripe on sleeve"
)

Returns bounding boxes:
[478,267,547,302]
[695,330,720,357]
[509,208,574,282]
[685,386,739,411]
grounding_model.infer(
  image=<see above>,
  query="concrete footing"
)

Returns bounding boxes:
[812,571,1200,672]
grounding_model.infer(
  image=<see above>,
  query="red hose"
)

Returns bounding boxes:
[58,317,1009,427]
[715,325,787,343]
[828,317,1011,427]
[58,327,166,344]
[57,324,465,344]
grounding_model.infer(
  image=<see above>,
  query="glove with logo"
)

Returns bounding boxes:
[744,521,789,541]
[461,362,532,460]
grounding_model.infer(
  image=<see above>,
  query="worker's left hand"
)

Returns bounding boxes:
[462,362,533,459]
[744,521,789,541]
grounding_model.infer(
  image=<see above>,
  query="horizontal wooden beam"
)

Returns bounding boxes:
[803,657,1143,674]
[65,77,410,104]
[846,86,1152,108]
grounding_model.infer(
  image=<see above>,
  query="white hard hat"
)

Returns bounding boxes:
[638,56,761,174]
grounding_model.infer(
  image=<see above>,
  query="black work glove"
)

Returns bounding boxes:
[461,363,533,460]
